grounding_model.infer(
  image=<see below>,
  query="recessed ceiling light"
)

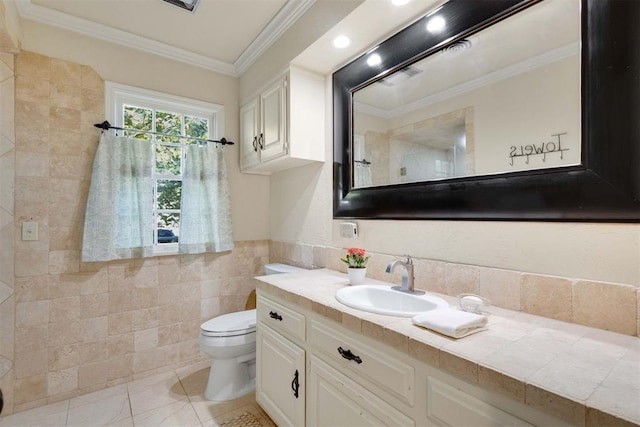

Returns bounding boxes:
[391,0,411,6]
[161,0,199,13]
[367,53,382,67]
[426,16,446,33]
[333,35,351,49]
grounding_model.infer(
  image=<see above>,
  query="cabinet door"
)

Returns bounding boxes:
[308,355,415,427]
[256,324,305,427]
[240,99,259,170]
[260,77,287,163]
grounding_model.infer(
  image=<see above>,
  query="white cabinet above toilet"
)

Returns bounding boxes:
[240,65,325,174]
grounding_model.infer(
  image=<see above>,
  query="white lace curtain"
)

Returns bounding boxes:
[82,134,154,261]
[179,144,234,254]
[82,134,233,262]
[353,134,372,188]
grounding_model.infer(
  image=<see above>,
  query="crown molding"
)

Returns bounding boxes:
[14,0,313,77]
[233,0,317,76]
[355,42,580,119]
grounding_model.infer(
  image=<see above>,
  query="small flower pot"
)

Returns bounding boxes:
[347,267,367,285]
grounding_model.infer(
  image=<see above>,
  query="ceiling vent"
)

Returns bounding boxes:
[377,66,423,86]
[441,39,472,54]
[161,0,199,13]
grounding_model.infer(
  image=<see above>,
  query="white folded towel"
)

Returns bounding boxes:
[412,308,488,339]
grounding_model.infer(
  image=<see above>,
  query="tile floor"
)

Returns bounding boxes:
[0,363,276,427]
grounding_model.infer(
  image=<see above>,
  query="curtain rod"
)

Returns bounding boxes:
[94,121,234,145]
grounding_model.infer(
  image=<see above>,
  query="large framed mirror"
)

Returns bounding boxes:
[333,0,639,221]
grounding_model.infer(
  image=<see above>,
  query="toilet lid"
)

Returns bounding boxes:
[201,309,257,337]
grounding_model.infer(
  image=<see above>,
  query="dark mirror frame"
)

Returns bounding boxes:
[333,0,639,221]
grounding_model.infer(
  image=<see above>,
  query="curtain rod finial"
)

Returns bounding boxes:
[94,120,111,130]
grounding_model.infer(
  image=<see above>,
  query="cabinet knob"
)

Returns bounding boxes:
[252,136,258,152]
[269,311,283,321]
[258,133,264,150]
[338,346,363,364]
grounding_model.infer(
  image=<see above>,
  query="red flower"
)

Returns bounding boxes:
[347,247,366,257]
[341,247,369,268]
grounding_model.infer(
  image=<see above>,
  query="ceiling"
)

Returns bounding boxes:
[14,0,317,76]
[13,0,465,80]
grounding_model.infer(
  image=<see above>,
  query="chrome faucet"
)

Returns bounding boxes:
[386,255,424,295]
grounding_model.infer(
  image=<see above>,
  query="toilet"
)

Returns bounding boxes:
[198,263,306,401]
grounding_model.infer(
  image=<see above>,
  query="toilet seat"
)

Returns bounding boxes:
[200,309,256,337]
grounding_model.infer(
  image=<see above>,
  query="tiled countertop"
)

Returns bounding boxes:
[255,268,640,427]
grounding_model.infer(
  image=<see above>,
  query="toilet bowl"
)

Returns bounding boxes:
[199,263,306,401]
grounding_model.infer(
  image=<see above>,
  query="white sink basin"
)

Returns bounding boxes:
[335,285,449,317]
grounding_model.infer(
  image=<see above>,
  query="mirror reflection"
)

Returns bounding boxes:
[352,0,581,188]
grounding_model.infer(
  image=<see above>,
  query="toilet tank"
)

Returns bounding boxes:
[264,263,307,275]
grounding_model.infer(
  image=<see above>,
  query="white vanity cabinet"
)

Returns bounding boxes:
[256,289,567,427]
[257,292,417,426]
[240,65,325,174]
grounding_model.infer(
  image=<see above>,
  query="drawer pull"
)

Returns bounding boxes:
[269,311,283,321]
[338,346,362,364]
[291,369,299,398]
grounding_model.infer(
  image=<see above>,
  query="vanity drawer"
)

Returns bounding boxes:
[309,320,414,405]
[427,377,534,427]
[257,295,306,342]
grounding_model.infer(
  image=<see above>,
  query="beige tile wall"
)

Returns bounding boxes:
[4,51,269,416]
[270,240,640,338]
[0,50,15,415]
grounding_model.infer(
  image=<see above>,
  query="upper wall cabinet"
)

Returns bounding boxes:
[241,65,325,174]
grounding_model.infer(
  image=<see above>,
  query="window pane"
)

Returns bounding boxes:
[157,214,179,244]
[156,111,182,143]
[185,116,209,144]
[157,180,181,209]
[156,144,181,176]
[124,105,152,140]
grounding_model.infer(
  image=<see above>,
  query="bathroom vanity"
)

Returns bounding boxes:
[255,269,639,427]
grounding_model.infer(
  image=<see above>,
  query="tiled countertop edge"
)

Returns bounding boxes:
[255,269,640,427]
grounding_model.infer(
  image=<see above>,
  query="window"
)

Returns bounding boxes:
[105,82,225,255]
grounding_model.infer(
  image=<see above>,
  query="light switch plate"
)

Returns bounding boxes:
[22,221,38,241]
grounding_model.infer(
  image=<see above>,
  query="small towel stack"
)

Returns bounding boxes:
[412,308,488,339]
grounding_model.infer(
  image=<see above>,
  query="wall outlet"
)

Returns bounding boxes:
[339,222,358,238]
[22,221,38,241]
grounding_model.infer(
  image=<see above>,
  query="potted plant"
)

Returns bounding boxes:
[341,247,369,285]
